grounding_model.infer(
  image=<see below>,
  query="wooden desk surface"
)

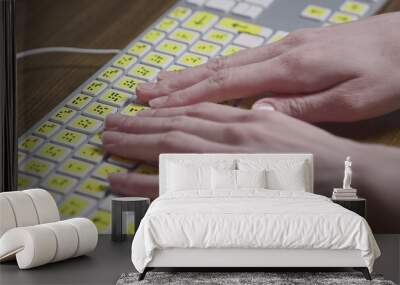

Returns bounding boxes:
[16,0,400,142]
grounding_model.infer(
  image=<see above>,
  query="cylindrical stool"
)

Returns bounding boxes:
[112,197,150,242]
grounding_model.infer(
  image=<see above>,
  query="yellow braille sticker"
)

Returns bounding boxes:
[82,80,108,96]
[21,158,54,177]
[66,94,92,110]
[59,158,94,178]
[52,129,87,147]
[19,135,44,152]
[75,143,104,163]
[301,5,331,22]
[89,132,103,146]
[60,195,91,218]
[134,164,159,175]
[108,155,137,168]
[169,28,200,45]
[93,162,128,180]
[128,42,151,57]
[43,174,78,194]
[18,152,27,164]
[156,18,179,33]
[34,121,61,138]
[115,76,144,94]
[190,40,221,57]
[121,104,149,116]
[142,30,166,45]
[68,115,102,133]
[78,178,108,199]
[51,107,77,124]
[329,11,358,24]
[83,102,117,120]
[183,11,219,33]
[37,143,71,162]
[98,67,123,83]
[169,7,192,21]
[166,64,186,72]
[176,52,208,67]
[129,64,160,81]
[340,1,369,16]
[203,29,233,45]
[18,174,38,189]
[267,31,289,44]
[217,17,263,35]
[113,54,137,70]
[156,40,187,56]
[99,89,130,107]
[142,52,174,69]
[221,44,244,56]
[90,210,112,233]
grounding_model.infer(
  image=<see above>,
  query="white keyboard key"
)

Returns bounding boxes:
[245,5,263,19]
[186,0,207,6]
[233,33,264,48]
[234,3,263,19]
[245,0,274,8]
[232,3,251,15]
[206,0,236,13]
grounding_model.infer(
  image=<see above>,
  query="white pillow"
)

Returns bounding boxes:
[236,169,267,189]
[167,163,211,191]
[211,168,237,190]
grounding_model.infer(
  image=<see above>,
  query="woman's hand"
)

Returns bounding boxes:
[102,103,360,199]
[137,12,400,123]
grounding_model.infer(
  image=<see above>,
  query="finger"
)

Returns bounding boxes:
[102,130,237,161]
[137,42,289,102]
[108,173,159,200]
[137,102,252,123]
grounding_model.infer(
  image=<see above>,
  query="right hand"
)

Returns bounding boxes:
[137,12,400,123]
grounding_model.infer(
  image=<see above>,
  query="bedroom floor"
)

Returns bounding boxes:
[374,235,400,284]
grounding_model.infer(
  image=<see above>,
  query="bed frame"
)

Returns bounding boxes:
[138,154,371,281]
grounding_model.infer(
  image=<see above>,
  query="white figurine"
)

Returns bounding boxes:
[342,156,352,189]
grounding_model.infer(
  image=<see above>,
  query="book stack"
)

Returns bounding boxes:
[332,188,358,200]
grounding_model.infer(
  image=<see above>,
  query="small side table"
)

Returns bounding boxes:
[331,197,366,218]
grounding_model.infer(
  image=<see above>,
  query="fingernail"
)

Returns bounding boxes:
[149,96,168,108]
[137,82,157,91]
[253,103,275,111]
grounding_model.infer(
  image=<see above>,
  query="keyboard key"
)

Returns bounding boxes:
[121,104,149,116]
[267,30,289,44]
[42,173,78,194]
[129,64,160,81]
[108,155,137,168]
[340,1,369,16]
[19,135,44,153]
[233,33,264,48]
[169,6,192,21]
[90,210,112,234]
[75,143,104,163]
[68,115,102,134]
[98,67,123,83]
[18,152,27,164]
[134,164,158,175]
[112,54,137,70]
[190,40,221,57]
[156,40,187,57]
[203,29,233,46]
[169,28,200,45]
[66,94,92,110]
[156,17,179,33]
[59,194,96,218]
[216,17,272,38]
[177,52,208,67]
[18,173,38,189]
[82,80,108,96]
[77,178,108,199]
[245,0,274,8]
[59,158,94,178]
[89,132,103,146]
[115,76,144,94]
[205,0,236,13]
[186,0,207,5]
[99,89,131,107]
[241,5,263,19]
[128,42,152,57]
[329,11,358,24]
[183,11,219,33]
[51,107,77,124]
[232,3,251,16]
[34,121,61,138]
[92,162,128,180]
[166,64,186,72]
[52,129,87,148]
[142,52,174,69]
[20,157,54,178]
[220,44,244,56]
[301,5,331,22]
[142,30,166,45]
[37,143,71,162]
[83,102,117,120]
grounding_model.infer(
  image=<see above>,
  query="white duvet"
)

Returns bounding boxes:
[131,190,380,273]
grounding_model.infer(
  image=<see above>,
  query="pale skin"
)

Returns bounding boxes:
[103,13,400,233]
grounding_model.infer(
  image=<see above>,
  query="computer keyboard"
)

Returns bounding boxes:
[17,0,389,234]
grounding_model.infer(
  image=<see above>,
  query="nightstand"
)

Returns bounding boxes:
[331,197,366,218]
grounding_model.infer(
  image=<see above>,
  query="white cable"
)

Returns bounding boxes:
[17,47,121,59]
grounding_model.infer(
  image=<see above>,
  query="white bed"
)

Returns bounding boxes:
[131,154,380,280]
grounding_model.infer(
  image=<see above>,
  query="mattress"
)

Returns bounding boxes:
[131,190,380,273]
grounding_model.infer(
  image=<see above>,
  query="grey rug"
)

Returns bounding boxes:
[117,272,396,285]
